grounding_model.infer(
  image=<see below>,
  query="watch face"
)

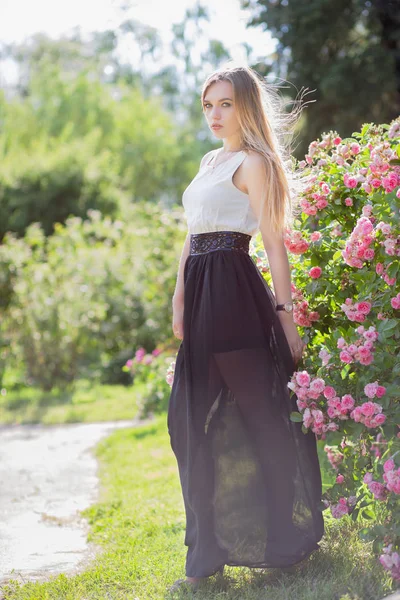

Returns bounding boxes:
[284,302,294,312]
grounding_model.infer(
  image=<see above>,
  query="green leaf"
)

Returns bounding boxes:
[362,511,373,520]
[381,319,398,331]
[332,250,342,261]
[373,538,383,554]
[351,507,359,521]
[290,411,303,423]
[387,262,399,277]
[361,123,371,137]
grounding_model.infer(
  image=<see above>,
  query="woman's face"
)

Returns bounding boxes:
[202,80,241,140]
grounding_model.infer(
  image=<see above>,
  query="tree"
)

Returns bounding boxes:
[241,0,400,157]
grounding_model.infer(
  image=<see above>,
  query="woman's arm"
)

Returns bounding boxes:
[172,232,191,307]
[242,151,305,364]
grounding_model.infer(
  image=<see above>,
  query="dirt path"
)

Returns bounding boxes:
[0,419,149,586]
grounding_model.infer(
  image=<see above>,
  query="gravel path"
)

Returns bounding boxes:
[0,419,149,587]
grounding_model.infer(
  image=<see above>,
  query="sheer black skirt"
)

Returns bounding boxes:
[167,231,324,578]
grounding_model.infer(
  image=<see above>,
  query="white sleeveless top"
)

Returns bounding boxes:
[182,149,259,237]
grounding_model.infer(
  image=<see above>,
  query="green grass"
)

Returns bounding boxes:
[0,380,142,424]
[1,414,395,600]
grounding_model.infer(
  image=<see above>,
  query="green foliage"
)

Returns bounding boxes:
[0,65,184,239]
[0,202,186,391]
[242,0,400,157]
[0,131,122,240]
[251,116,400,580]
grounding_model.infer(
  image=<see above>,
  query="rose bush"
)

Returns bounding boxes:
[279,118,400,582]
[123,344,177,418]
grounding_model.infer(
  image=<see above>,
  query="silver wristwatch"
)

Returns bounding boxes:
[276,301,294,313]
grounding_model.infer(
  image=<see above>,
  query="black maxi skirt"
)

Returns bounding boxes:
[167,231,325,578]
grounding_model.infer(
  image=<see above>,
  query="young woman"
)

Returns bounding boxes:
[167,63,324,593]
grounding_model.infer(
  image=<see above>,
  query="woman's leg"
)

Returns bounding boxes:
[213,346,297,541]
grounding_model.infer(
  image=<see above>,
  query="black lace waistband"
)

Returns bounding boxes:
[190,231,251,255]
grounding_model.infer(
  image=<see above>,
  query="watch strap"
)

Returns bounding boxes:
[276,302,293,312]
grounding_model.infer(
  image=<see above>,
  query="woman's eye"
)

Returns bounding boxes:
[204,103,231,108]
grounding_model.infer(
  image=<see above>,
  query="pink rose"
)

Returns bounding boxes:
[359,353,374,366]
[360,219,374,235]
[374,413,386,425]
[316,198,328,209]
[351,406,363,422]
[135,347,146,362]
[309,311,320,321]
[339,351,353,363]
[341,394,355,410]
[310,378,326,394]
[363,472,373,483]
[295,371,311,387]
[309,266,322,279]
[371,178,382,188]
[391,297,400,310]
[312,409,324,424]
[364,382,378,398]
[380,223,392,235]
[384,459,395,472]
[369,481,387,500]
[296,386,309,400]
[323,386,336,399]
[361,401,376,417]
[353,312,365,322]
[356,301,372,314]
[358,346,372,358]
[344,173,358,188]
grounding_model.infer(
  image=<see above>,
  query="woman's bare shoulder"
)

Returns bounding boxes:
[243,149,264,166]
[242,149,266,178]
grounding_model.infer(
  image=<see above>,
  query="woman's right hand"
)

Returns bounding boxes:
[172,298,184,340]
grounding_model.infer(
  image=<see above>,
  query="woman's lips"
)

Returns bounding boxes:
[211,125,223,129]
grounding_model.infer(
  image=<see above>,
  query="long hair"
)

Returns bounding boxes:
[200,61,314,234]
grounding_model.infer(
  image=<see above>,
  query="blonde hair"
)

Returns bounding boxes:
[201,61,314,234]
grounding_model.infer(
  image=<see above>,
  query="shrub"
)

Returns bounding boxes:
[276,118,400,582]
[0,202,186,390]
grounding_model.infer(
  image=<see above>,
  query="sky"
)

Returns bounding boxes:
[0,0,275,85]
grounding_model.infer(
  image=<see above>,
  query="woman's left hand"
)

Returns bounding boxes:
[280,320,306,367]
